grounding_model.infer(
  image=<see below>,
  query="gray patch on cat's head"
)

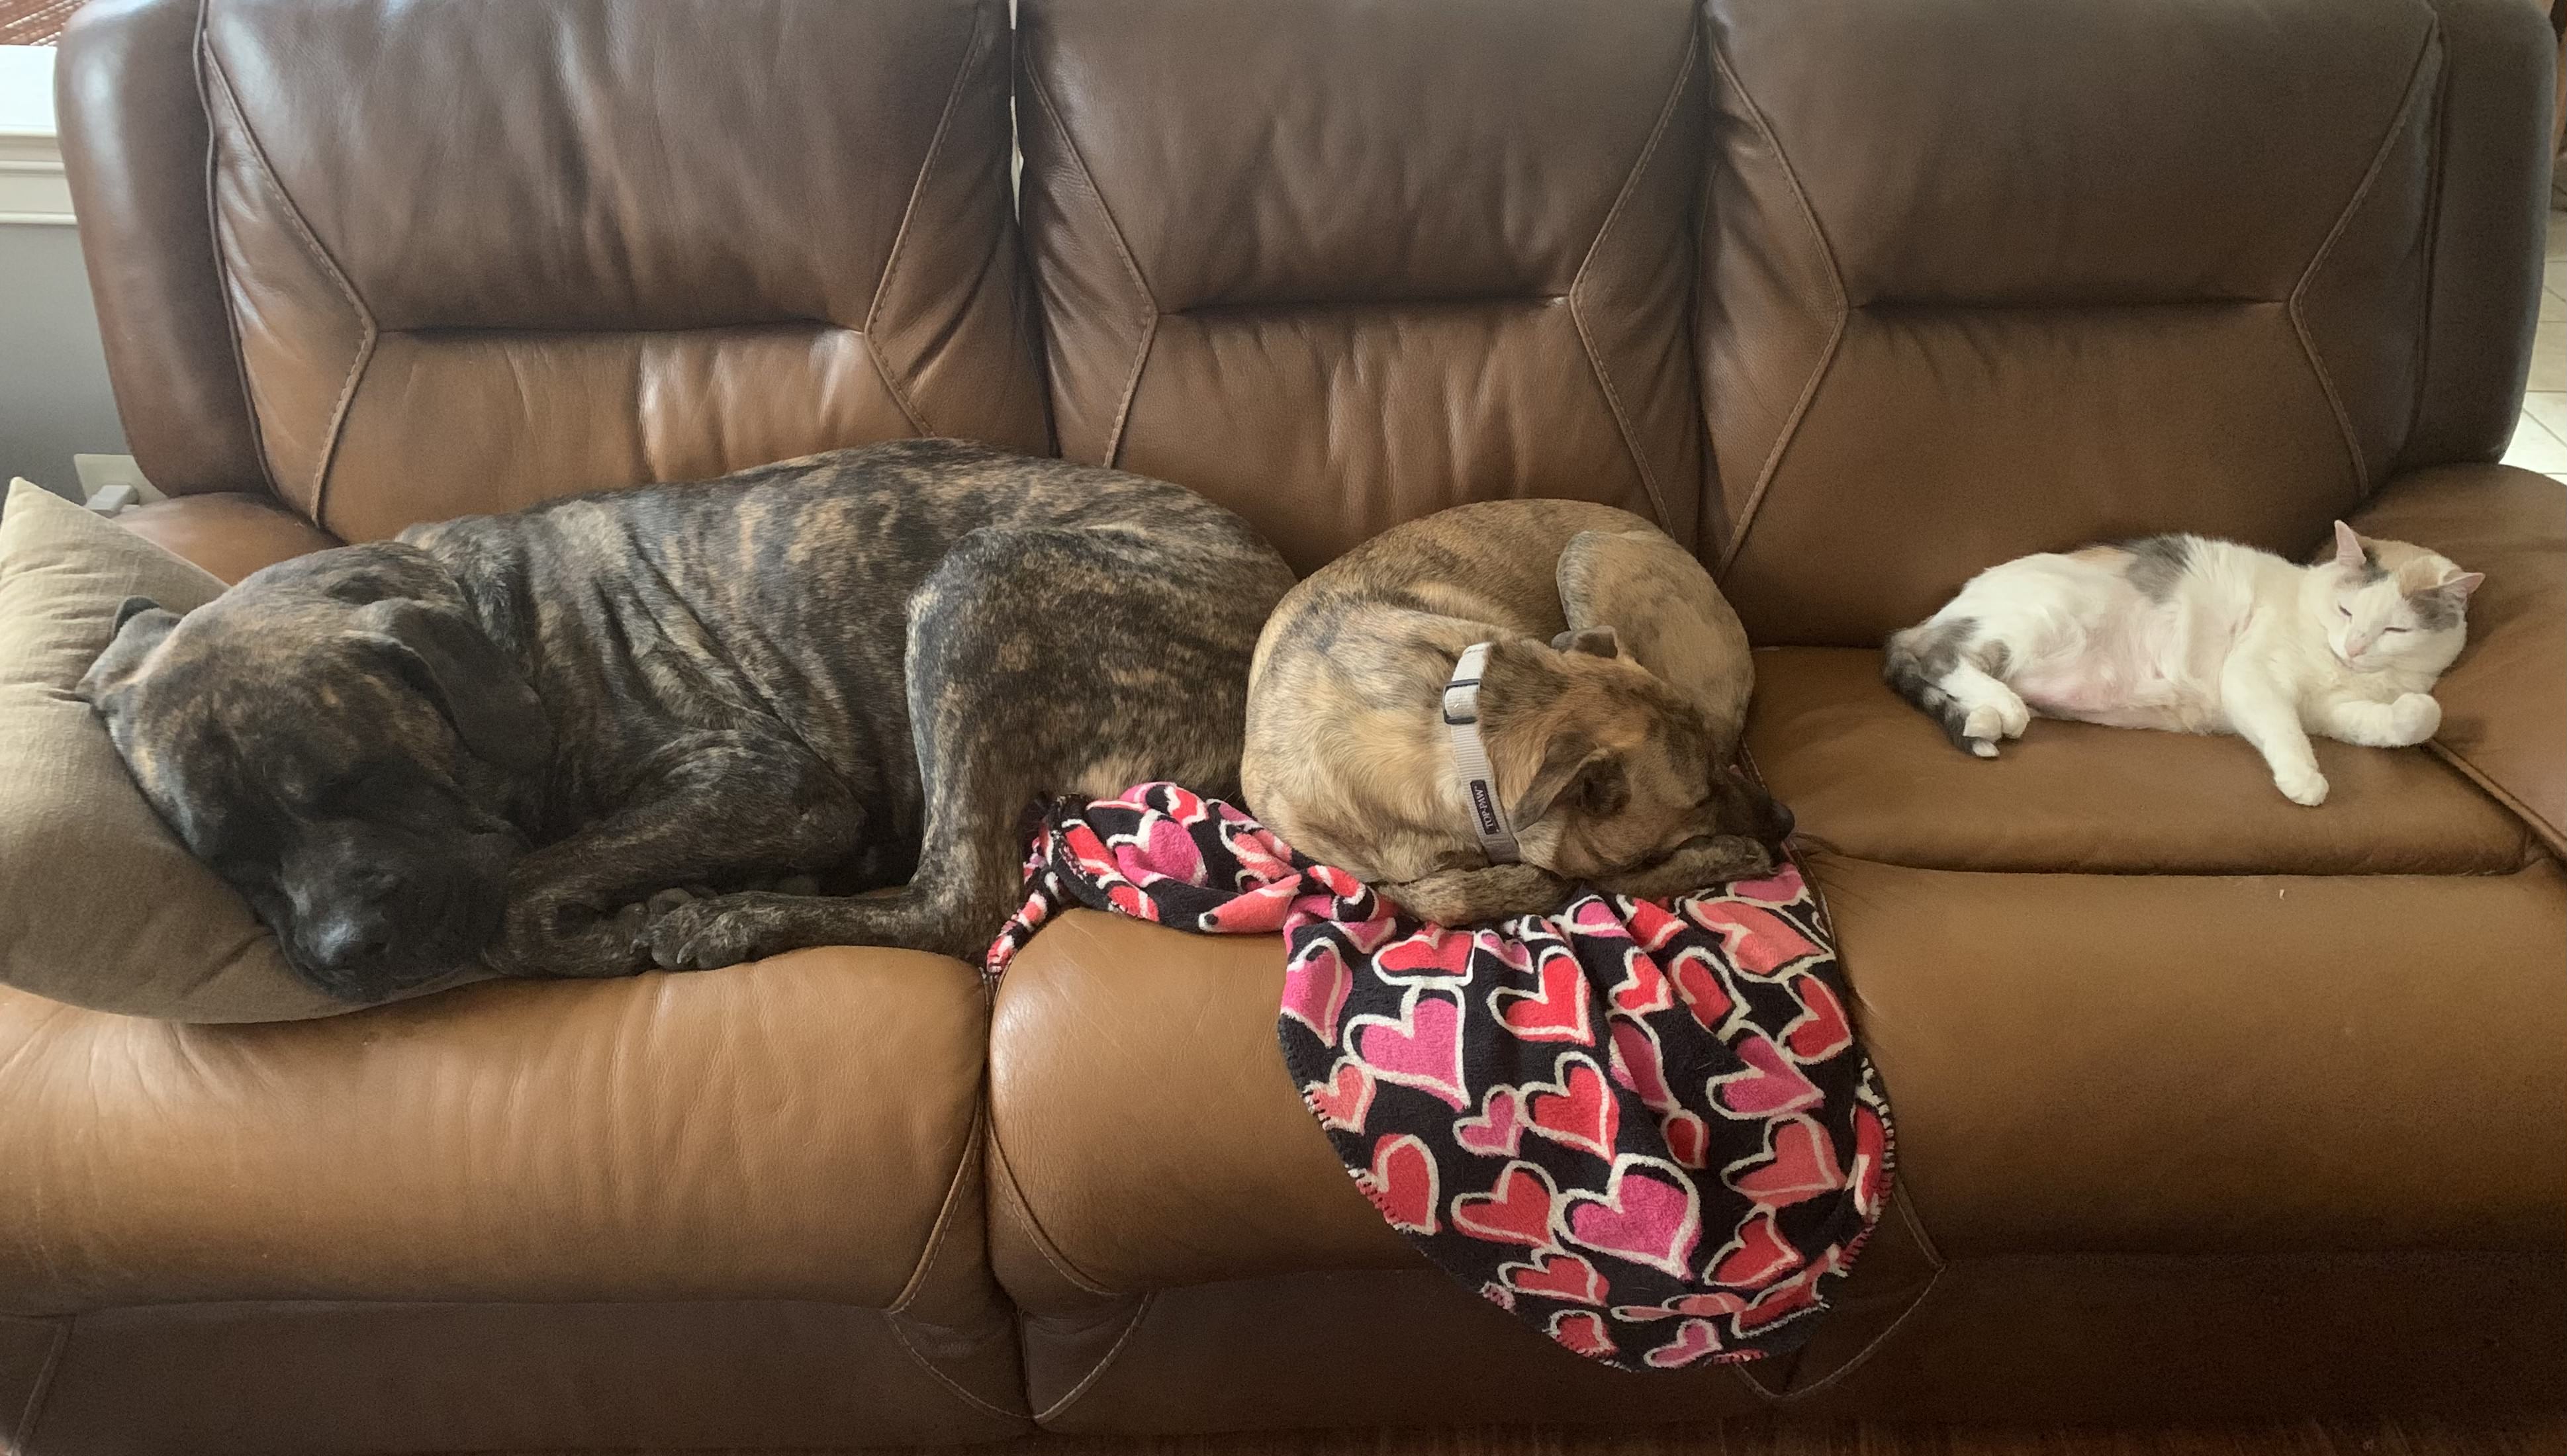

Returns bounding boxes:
[2120,535,2194,602]
[2408,584,2466,631]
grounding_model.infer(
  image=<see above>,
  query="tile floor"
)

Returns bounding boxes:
[2498,209,2567,480]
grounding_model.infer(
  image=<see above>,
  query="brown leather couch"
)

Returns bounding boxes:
[5,0,2559,1449]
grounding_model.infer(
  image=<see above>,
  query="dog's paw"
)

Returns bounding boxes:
[642,886,700,919]
[2274,766,2329,807]
[489,886,649,979]
[643,895,777,973]
[1384,864,1572,926]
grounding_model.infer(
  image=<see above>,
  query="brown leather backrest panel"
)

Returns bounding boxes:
[2402,0,2556,471]
[179,0,1044,539]
[1703,0,2451,645]
[1020,0,1705,573]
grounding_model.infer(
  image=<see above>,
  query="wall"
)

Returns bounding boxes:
[2,43,122,502]
[0,220,122,499]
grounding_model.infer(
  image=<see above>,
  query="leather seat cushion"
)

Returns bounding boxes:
[0,947,992,1316]
[1744,649,2539,877]
[115,491,341,584]
[2348,465,2566,856]
[986,853,2566,1306]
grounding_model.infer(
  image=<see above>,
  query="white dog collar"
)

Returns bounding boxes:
[1442,642,1520,864]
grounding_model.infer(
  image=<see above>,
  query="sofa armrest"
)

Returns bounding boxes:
[2352,464,2566,856]
[116,492,341,585]
[58,0,273,496]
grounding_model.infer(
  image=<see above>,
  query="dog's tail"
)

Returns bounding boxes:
[1883,617,1996,758]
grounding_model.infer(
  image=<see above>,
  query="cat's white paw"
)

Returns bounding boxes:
[1961,686,2030,746]
[1995,692,2031,739]
[2274,766,2329,807]
[2385,693,2441,747]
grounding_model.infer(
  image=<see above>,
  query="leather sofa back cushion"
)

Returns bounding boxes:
[1701,0,2443,645]
[0,484,483,1021]
[1020,0,1707,573]
[199,0,1045,541]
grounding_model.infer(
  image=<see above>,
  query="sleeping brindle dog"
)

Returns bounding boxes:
[79,439,1293,1001]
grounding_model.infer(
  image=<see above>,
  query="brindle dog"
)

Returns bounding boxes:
[81,439,1294,1000]
[1242,500,1793,925]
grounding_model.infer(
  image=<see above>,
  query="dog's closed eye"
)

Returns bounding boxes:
[1571,756,1628,817]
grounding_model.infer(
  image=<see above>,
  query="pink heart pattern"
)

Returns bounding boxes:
[1358,1132,1440,1235]
[1303,1058,1375,1132]
[990,784,1892,1373]
[1280,941,1352,1046]
[1454,1085,1527,1158]
[1565,1155,1701,1277]
[1501,1248,1608,1305]
[1348,989,1470,1111]
[1708,1034,1826,1120]
[1522,1054,1621,1159]
[1643,1318,1726,1369]
[1489,948,1595,1042]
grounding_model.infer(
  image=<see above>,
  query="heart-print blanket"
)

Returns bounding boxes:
[987,783,1892,1373]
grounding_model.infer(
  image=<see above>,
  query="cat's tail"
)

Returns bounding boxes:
[1883,616,2000,759]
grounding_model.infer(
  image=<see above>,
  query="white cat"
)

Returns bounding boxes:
[1884,523,2483,806]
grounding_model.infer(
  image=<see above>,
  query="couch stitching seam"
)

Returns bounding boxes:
[6,1316,67,1449]
[881,1310,1023,1424]
[2425,741,2564,863]
[189,0,281,502]
[2288,22,2438,502]
[2399,13,2452,475]
[888,1103,988,1315]
[992,1142,1116,1297]
[983,1058,1119,1299]
[1567,28,1697,532]
[1021,61,1158,463]
[201,46,375,528]
[1031,1291,1154,1425]
[1740,848,1950,1400]
[1705,34,1849,577]
[1766,1211,1945,1405]
[1791,848,1957,1234]
[863,0,994,437]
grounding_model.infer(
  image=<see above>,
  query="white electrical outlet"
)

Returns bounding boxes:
[73,454,163,505]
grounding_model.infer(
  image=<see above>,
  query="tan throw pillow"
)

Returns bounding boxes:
[0,480,489,1021]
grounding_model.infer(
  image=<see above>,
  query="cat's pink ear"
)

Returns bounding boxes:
[2331,520,2366,569]
[2437,570,2486,602]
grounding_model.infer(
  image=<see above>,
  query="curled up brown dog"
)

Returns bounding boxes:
[1240,500,1793,925]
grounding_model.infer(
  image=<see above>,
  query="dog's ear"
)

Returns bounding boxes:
[259,540,455,606]
[1550,627,1621,659]
[361,602,551,775]
[1556,527,1753,758]
[1512,733,1626,825]
[78,597,181,707]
